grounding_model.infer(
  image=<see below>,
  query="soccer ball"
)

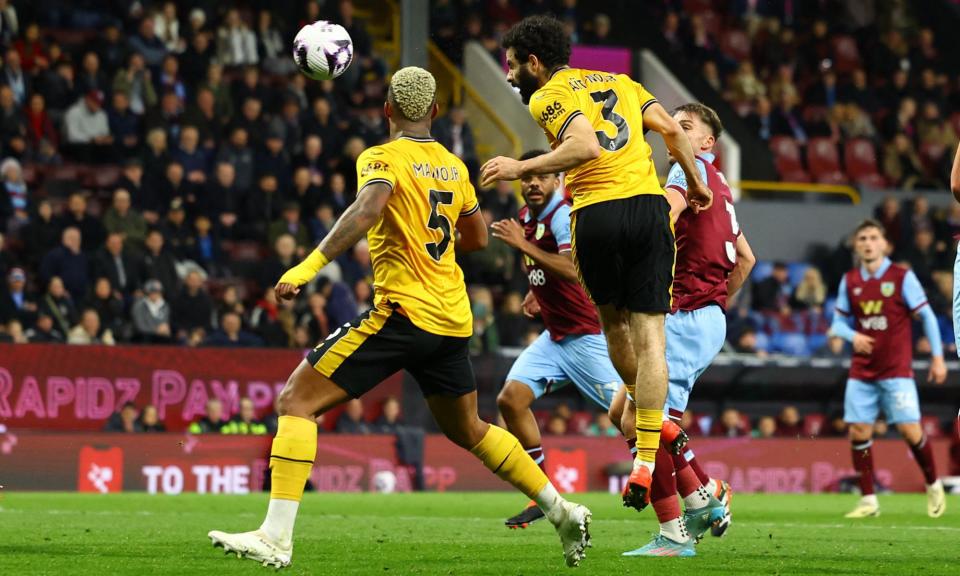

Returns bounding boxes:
[292,21,354,81]
[372,470,397,494]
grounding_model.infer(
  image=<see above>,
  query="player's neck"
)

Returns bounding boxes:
[547,65,570,80]
[863,258,884,275]
[393,125,432,141]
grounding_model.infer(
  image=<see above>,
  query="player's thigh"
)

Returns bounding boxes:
[843,378,882,424]
[425,390,487,449]
[503,330,571,402]
[307,305,410,399]
[571,200,623,308]
[664,307,726,415]
[277,359,353,418]
[555,333,622,411]
[877,378,921,424]
[622,195,675,314]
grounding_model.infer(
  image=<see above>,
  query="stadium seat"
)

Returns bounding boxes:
[806,334,828,353]
[921,416,944,439]
[721,29,751,61]
[814,170,849,185]
[919,141,947,175]
[683,0,715,12]
[787,263,809,287]
[567,412,593,435]
[83,165,123,190]
[843,138,880,182]
[699,10,721,37]
[770,136,803,172]
[43,164,86,197]
[831,35,861,73]
[854,173,887,189]
[771,332,809,356]
[751,260,774,281]
[806,137,841,178]
[779,167,812,183]
[803,413,826,437]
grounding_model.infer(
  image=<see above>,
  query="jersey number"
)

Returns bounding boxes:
[528,269,546,286]
[425,189,454,262]
[590,90,630,151]
[724,199,740,264]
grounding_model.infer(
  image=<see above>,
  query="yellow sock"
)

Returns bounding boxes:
[470,424,548,500]
[269,415,318,501]
[635,408,662,463]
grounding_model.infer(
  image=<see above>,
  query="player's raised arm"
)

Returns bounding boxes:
[275,181,391,300]
[456,208,488,252]
[642,102,713,212]
[727,234,756,299]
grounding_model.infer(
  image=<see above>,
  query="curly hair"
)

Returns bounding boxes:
[502,15,571,70]
[673,103,724,139]
[388,66,436,122]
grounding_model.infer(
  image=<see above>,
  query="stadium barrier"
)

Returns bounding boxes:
[1,432,948,494]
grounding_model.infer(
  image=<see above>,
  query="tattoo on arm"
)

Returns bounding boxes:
[317,183,392,260]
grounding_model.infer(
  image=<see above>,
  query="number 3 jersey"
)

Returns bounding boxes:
[665,153,739,313]
[355,136,479,338]
[835,259,928,380]
[529,68,664,212]
[519,193,602,341]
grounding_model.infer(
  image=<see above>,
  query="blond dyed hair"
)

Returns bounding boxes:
[389,67,436,122]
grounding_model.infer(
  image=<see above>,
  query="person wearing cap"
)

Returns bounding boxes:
[132,278,172,344]
[0,267,37,325]
[63,88,113,162]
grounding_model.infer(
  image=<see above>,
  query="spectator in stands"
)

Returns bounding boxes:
[217,9,258,67]
[218,126,255,193]
[132,279,172,343]
[139,404,166,432]
[182,32,214,89]
[76,51,107,98]
[24,93,57,158]
[289,167,322,222]
[154,1,184,53]
[104,189,148,253]
[310,203,336,245]
[339,240,372,287]
[142,229,179,299]
[15,23,44,73]
[189,215,224,273]
[744,95,773,141]
[495,292,527,348]
[189,398,227,434]
[883,97,918,141]
[40,276,77,339]
[173,125,208,185]
[268,202,310,251]
[546,415,568,436]
[1,157,28,230]
[303,97,340,159]
[249,287,294,348]
[0,267,35,325]
[40,227,88,302]
[586,412,619,437]
[86,276,124,337]
[108,91,142,159]
[146,92,184,147]
[183,88,220,152]
[63,90,113,162]
[373,397,402,434]
[257,127,292,193]
[205,162,243,239]
[112,52,157,117]
[103,401,142,433]
[160,198,191,260]
[753,416,777,438]
[753,261,791,313]
[905,228,940,288]
[93,232,142,298]
[67,308,115,346]
[470,285,498,354]
[771,92,807,144]
[0,318,26,343]
[157,54,187,107]
[130,17,168,69]
[257,10,294,76]
[731,61,766,102]
[336,399,369,434]
[714,408,749,437]
[486,181,520,222]
[26,312,63,343]
[222,397,268,434]
[301,291,330,343]
[775,406,802,437]
[172,269,213,338]
[215,285,245,324]
[434,105,479,179]
[326,172,351,215]
[790,268,826,311]
[0,85,26,159]
[883,133,927,190]
[260,234,298,293]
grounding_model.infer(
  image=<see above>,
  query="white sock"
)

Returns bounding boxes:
[861,494,879,507]
[704,478,718,497]
[683,486,711,510]
[534,482,566,524]
[259,498,300,547]
[632,458,655,474]
[660,517,689,543]
[927,479,943,490]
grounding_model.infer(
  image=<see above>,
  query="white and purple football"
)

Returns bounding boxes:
[292,21,354,81]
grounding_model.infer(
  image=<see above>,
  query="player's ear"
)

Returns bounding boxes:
[383,101,392,120]
[430,102,439,120]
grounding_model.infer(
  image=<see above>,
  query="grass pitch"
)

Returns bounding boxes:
[1,492,958,575]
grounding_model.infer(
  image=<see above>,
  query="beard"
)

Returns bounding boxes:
[514,66,541,104]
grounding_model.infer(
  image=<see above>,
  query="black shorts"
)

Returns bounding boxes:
[571,195,675,313]
[306,304,476,398]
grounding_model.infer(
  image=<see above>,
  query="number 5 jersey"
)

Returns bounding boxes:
[354,135,479,337]
[529,68,664,212]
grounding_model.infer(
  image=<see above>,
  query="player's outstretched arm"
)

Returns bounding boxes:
[727,234,756,299]
[642,102,713,212]
[275,182,392,300]
[950,143,960,203]
[479,115,600,187]
[456,209,489,253]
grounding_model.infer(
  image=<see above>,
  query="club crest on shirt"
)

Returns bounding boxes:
[881,281,895,298]
[535,223,546,240]
[853,287,862,296]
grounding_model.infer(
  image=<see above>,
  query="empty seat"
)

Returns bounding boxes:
[844,138,879,181]
[921,415,944,438]
[567,412,593,435]
[815,170,849,185]
[803,413,826,437]
[721,29,751,61]
[831,35,861,73]
[806,137,841,177]
[771,332,809,356]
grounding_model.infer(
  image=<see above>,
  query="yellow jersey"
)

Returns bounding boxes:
[355,135,479,338]
[529,68,664,211]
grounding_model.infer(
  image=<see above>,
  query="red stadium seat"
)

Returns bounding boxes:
[84,164,123,190]
[855,173,887,188]
[831,35,861,73]
[806,137,841,176]
[721,29,751,61]
[803,413,826,437]
[699,10,721,37]
[683,0,715,12]
[919,141,947,175]
[770,136,803,171]
[921,416,944,438]
[814,170,849,185]
[843,138,880,180]
[568,412,593,435]
[779,168,812,183]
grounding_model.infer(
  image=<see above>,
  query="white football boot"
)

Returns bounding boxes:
[844,496,880,518]
[208,529,292,568]
[552,501,592,567]
[926,479,946,518]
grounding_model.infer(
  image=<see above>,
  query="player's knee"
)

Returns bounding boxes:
[444,417,486,450]
[275,384,297,417]
[496,384,525,415]
[848,423,872,442]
